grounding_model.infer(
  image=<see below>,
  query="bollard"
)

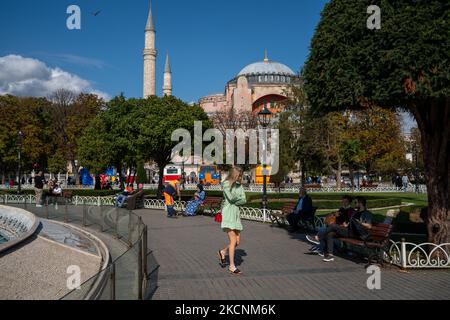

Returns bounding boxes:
[401,238,407,269]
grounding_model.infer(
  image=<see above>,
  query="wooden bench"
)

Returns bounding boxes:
[63,191,73,204]
[199,197,223,217]
[269,203,318,231]
[338,222,393,267]
[126,190,145,210]
[269,202,296,227]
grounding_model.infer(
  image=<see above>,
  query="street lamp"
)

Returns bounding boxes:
[181,159,185,190]
[17,130,24,194]
[257,104,272,213]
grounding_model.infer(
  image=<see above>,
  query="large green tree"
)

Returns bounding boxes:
[0,95,53,183]
[303,0,450,244]
[135,95,212,194]
[78,95,140,189]
[49,90,104,183]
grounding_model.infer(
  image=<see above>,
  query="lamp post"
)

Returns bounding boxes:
[181,159,185,190]
[17,130,24,194]
[257,104,272,214]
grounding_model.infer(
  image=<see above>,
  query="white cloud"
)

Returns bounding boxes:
[0,55,110,100]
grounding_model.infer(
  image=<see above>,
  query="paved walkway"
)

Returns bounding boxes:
[137,209,450,300]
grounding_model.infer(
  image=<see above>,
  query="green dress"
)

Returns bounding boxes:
[221,180,247,232]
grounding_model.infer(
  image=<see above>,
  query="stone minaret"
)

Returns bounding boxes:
[143,2,157,98]
[163,54,172,96]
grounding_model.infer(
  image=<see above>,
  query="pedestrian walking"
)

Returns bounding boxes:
[34,171,46,207]
[218,167,247,275]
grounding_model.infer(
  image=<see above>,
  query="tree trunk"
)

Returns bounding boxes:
[70,160,79,186]
[117,163,124,191]
[336,160,342,190]
[349,165,355,192]
[299,160,305,188]
[412,98,450,246]
[157,163,165,198]
[132,169,137,190]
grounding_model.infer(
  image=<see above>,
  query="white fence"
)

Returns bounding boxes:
[387,240,450,268]
[2,194,448,269]
[0,183,427,194]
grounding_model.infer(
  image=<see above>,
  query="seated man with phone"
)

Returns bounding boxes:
[313,196,373,262]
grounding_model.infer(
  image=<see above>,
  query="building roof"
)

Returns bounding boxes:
[237,60,296,77]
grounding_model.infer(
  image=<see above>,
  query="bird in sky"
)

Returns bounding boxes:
[91,10,101,16]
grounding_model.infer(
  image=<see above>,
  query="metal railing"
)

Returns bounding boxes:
[387,239,450,269]
[0,183,428,194]
[1,195,156,300]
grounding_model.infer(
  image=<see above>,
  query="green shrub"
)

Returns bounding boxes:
[245,198,401,211]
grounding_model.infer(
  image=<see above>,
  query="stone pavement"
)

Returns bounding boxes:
[137,209,450,300]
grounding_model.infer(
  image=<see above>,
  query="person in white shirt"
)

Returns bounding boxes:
[402,174,409,192]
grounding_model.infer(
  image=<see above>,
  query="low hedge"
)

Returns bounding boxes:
[244,198,401,211]
[246,193,397,202]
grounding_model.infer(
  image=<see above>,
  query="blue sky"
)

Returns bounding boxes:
[0,0,329,102]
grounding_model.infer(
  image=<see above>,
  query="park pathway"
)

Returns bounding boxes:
[137,209,450,300]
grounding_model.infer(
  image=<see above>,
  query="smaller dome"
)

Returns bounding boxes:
[238,61,296,77]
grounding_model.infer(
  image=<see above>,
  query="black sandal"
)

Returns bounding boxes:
[229,268,242,275]
[218,251,226,267]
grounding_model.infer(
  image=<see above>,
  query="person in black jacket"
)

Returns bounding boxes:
[34,171,46,207]
[94,174,101,190]
[287,188,313,232]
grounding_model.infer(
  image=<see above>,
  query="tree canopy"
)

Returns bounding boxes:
[303,0,450,245]
[303,0,449,112]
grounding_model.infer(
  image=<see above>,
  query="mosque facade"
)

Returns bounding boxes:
[199,51,299,116]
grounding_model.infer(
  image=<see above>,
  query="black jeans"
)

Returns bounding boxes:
[320,224,352,255]
[287,212,312,229]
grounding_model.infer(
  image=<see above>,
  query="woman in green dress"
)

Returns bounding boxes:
[218,167,247,275]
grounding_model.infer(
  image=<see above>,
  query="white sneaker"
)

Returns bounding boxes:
[306,235,320,245]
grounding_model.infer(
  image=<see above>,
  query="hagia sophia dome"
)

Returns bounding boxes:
[237,60,296,77]
[199,51,299,115]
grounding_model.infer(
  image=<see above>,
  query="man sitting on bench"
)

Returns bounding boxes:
[316,196,373,262]
[306,195,356,251]
[287,188,313,232]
